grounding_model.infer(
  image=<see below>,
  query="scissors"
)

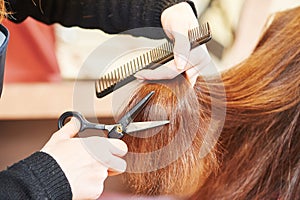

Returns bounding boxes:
[58,91,169,139]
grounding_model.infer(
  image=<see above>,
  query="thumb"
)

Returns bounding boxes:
[57,118,81,139]
[173,32,190,70]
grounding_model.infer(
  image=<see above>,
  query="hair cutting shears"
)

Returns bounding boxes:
[58,91,169,139]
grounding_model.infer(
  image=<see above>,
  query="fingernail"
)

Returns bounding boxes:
[134,74,145,80]
[136,79,145,83]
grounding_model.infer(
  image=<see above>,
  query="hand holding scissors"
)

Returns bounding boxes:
[58,91,169,139]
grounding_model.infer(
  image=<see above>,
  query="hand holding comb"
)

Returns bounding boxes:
[95,22,212,98]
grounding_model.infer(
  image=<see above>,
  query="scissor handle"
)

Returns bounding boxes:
[58,111,108,133]
[58,111,86,132]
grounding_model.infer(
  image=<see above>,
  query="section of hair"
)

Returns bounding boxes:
[0,0,5,22]
[119,75,219,197]
[192,6,300,200]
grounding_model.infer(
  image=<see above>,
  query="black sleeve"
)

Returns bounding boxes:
[6,0,189,34]
[0,152,72,200]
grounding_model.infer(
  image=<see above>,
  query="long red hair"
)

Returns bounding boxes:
[0,0,6,22]
[192,6,300,199]
[120,75,218,197]
[119,6,300,200]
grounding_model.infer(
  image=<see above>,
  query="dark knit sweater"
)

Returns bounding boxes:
[0,152,72,199]
[6,0,192,34]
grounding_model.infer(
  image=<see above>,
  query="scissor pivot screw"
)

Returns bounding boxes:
[116,125,123,133]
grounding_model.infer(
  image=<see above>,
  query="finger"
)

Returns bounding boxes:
[161,1,199,70]
[56,117,81,139]
[107,156,127,176]
[80,137,127,165]
[173,32,190,70]
[107,170,120,176]
[136,45,211,85]
[134,45,209,81]
[134,60,183,80]
[81,137,127,174]
[134,42,210,82]
[165,15,198,70]
[189,45,210,67]
[96,138,128,173]
[107,139,128,157]
[185,45,212,86]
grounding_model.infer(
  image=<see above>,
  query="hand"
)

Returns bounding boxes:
[134,2,212,86]
[41,118,128,200]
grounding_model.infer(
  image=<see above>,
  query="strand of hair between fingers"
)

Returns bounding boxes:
[31,0,44,14]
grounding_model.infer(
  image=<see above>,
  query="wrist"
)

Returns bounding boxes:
[18,152,72,199]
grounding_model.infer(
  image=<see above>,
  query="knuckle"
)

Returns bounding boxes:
[99,168,109,179]
[119,160,127,172]
[98,155,111,167]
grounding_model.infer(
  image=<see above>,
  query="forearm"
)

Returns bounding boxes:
[7,0,186,34]
[0,152,72,200]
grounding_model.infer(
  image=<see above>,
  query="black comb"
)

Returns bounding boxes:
[95,22,212,98]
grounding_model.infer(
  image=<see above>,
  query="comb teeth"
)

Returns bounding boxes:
[95,22,211,98]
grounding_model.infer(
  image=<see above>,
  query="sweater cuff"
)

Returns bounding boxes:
[185,1,198,17]
[148,0,197,29]
[5,0,29,23]
[22,152,72,199]
[152,0,184,27]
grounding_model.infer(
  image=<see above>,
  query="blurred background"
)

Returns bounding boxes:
[0,0,299,197]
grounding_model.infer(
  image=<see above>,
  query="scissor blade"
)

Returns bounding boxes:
[118,91,155,128]
[125,121,169,133]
